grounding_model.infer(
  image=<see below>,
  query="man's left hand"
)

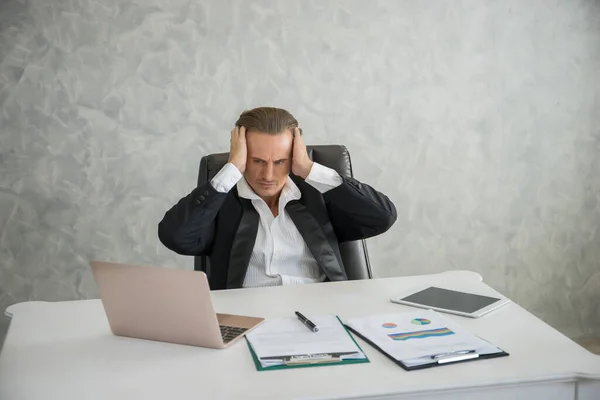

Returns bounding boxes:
[291,127,314,179]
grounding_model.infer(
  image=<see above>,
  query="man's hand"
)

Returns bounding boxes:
[228,125,247,173]
[291,127,314,179]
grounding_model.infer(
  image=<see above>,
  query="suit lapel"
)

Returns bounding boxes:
[285,200,347,281]
[227,198,259,288]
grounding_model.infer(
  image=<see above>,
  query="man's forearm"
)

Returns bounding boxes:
[303,162,343,193]
[158,163,241,255]
[210,162,243,193]
[323,177,397,242]
[157,182,227,255]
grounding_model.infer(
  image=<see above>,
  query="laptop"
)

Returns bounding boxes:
[90,261,265,349]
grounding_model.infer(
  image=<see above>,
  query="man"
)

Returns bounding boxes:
[158,107,397,290]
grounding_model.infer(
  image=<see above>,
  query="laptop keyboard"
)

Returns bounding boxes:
[219,325,248,343]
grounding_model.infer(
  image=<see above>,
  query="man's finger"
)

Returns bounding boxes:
[294,128,303,145]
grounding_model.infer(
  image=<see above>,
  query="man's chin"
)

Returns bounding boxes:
[254,183,283,198]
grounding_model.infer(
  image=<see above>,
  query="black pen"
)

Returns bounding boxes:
[295,311,319,332]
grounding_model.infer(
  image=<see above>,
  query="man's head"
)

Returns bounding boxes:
[235,107,300,203]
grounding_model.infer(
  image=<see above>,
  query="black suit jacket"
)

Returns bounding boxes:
[158,173,397,290]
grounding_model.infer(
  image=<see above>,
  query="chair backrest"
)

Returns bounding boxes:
[195,145,373,281]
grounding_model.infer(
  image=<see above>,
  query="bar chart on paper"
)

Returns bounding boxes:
[388,327,455,341]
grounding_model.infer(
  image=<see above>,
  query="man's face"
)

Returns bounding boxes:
[244,130,293,202]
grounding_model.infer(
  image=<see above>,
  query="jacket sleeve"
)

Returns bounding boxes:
[322,177,397,242]
[157,183,228,256]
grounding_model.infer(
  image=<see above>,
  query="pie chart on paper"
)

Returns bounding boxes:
[411,318,431,325]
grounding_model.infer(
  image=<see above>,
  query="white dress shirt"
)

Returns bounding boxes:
[210,162,343,288]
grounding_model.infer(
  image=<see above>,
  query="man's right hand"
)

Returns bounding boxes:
[228,125,247,173]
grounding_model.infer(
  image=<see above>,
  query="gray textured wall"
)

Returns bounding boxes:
[1,0,599,348]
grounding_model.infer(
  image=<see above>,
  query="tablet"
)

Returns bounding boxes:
[390,286,510,318]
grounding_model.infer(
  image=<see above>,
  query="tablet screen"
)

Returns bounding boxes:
[400,287,502,314]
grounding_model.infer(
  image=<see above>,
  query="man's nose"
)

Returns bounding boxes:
[263,162,274,180]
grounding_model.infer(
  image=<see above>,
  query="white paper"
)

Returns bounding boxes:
[245,314,364,366]
[346,309,501,363]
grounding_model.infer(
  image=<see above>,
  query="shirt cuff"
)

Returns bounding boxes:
[210,163,243,193]
[304,162,343,193]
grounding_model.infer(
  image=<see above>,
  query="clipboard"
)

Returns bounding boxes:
[245,315,370,371]
[344,310,509,371]
[345,325,509,371]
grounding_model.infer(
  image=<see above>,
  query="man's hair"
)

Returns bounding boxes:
[235,107,302,135]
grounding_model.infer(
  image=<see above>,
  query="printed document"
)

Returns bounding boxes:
[346,309,501,366]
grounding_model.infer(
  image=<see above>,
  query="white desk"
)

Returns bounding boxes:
[1,270,599,400]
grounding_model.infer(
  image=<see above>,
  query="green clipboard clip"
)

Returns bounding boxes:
[265,351,357,366]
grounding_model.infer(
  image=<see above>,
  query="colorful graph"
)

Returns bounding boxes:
[388,327,454,341]
[411,318,431,325]
[381,323,397,329]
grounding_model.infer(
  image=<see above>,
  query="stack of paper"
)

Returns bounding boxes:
[345,309,507,369]
[245,314,368,370]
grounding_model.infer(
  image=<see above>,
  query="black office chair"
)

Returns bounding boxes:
[194,145,373,280]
